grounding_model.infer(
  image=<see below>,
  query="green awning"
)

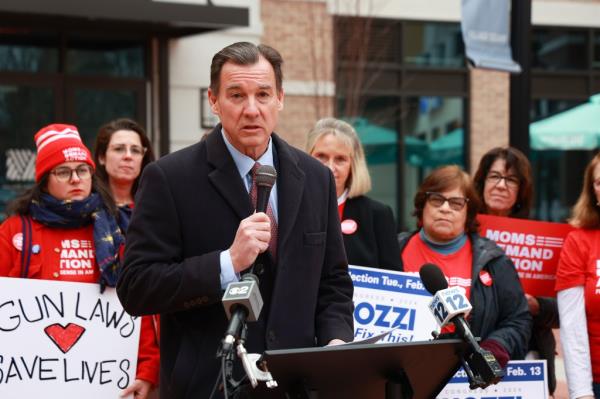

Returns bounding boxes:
[426,128,464,167]
[350,118,428,166]
[530,94,600,151]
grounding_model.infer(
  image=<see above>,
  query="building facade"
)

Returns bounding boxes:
[0,0,599,228]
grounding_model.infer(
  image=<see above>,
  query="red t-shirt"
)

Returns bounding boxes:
[402,234,473,333]
[402,234,473,298]
[0,216,99,282]
[556,228,600,382]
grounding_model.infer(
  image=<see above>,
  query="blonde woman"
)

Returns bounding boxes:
[307,117,400,270]
[556,152,600,399]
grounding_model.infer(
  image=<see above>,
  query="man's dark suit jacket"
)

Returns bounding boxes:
[342,195,401,271]
[117,126,354,398]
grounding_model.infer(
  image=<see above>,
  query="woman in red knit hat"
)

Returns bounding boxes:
[0,123,158,398]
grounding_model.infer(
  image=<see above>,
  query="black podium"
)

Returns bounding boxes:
[255,339,468,399]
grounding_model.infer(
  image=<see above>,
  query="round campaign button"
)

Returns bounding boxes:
[341,219,358,235]
[12,233,23,251]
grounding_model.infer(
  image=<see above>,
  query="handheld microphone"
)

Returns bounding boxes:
[252,164,277,274]
[255,165,277,214]
[419,263,504,389]
[219,166,275,356]
[218,165,277,396]
[220,273,264,354]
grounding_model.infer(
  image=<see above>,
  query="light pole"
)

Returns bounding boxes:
[509,0,532,154]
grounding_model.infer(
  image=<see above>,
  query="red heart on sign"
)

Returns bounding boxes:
[44,323,86,353]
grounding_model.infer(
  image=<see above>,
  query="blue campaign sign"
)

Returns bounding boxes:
[347,266,548,399]
[349,265,440,344]
[449,362,545,384]
[349,265,431,296]
[439,360,548,399]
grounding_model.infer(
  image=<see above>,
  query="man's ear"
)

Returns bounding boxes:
[207,88,220,115]
[277,88,284,111]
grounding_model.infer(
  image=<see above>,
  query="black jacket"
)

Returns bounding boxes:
[117,127,354,398]
[398,231,532,359]
[342,196,401,271]
[530,296,558,394]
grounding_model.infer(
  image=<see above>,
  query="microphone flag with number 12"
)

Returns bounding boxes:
[429,286,473,327]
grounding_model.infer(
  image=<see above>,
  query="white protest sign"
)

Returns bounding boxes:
[349,266,548,398]
[437,360,548,399]
[349,265,438,343]
[0,277,141,398]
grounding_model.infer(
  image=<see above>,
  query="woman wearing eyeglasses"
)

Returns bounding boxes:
[93,118,159,398]
[473,147,558,396]
[0,124,157,398]
[473,147,533,218]
[399,165,531,368]
[94,118,155,220]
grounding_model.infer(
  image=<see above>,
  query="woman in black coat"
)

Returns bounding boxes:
[307,118,400,270]
[473,146,557,395]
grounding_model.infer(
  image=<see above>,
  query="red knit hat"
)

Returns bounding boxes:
[34,124,95,182]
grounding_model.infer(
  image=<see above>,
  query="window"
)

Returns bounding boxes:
[0,30,148,219]
[529,26,600,222]
[403,22,465,68]
[335,18,468,229]
[532,28,588,70]
[530,99,591,222]
[67,36,145,78]
[0,30,59,73]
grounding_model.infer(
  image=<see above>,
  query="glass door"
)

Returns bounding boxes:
[65,78,146,148]
[0,31,149,219]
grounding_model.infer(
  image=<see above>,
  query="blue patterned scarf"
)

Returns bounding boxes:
[29,193,124,291]
[117,204,133,234]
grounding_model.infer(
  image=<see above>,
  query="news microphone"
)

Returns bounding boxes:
[220,273,264,354]
[419,263,504,389]
[255,165,277,214]
[420,265,472,328]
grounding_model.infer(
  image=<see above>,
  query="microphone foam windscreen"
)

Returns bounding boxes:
[419,263,449,294]
[256,165,277,187]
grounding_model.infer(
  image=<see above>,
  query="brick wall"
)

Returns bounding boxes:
[469,68,510,172]
[261,0,335,149]
[278,95,334,149]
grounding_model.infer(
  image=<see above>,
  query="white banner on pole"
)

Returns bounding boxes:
[0,277,141,398]
[461,0,522,73]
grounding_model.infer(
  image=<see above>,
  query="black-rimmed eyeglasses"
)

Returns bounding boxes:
[486,172,520,189]
[426,192,469,211]
[50,165,93,182]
